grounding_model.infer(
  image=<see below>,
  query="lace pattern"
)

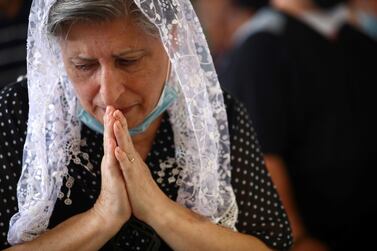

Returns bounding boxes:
[136,0,237,223]
[8,0,238,244]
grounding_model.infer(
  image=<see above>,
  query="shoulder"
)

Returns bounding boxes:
[223,91,253,129]
[0,77,29,134]
[223,90,261,157]
[0,77,29,118]
[222,90,261,160]
[338,23,377,51]
[225,30,286,77]
[0,76,28,100]
[235,31,284,59]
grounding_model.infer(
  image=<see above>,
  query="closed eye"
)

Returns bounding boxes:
[116,58,139,67]
[74,63,97,71]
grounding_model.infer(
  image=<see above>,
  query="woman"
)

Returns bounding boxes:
[0,0,292,250]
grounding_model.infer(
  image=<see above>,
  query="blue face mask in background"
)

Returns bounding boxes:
[357,10,377,40]
[77,85,177,136]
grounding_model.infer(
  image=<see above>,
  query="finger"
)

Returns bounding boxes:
[114,146,130,165]
[102,107,124,180]
[113,109,128,130]
[113,110,135,155]
[106,137,117,162]
[103,106,117,161]
[113,120,136,174]
[114,144,133,180]
[113,120,132,154]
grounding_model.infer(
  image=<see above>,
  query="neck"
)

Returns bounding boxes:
[347,5,359,27]
[225,7,255,48]
[132,115,162,160]
[347,1,374,29]
[273,0,317,16]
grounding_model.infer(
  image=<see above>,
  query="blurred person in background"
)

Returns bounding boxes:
[345,0,377,40]
[335,1,377,249]
[196,0,374,250]
[194,0,270,69]
[192,0,229,67]
[0,0,31,88]
[273,0,347,38]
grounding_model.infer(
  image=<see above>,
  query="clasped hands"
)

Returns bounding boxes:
[92,106,170,231]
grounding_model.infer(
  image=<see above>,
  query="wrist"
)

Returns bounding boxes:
[89,205,124,236]
[147,198,208,233]
[146,196,177,229]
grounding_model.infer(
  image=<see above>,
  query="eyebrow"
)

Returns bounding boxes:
[70,49,146,61]
[70,57,97,62]
[115,48,146,57]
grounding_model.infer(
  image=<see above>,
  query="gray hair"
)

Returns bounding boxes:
[47,0,159,37]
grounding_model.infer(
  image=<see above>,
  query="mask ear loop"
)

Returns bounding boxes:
[164,58,171,87]
[154,58,171,105]
[167,58,171,77]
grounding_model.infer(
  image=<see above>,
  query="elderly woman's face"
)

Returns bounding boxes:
[60,18,169,128]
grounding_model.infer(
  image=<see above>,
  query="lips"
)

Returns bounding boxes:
[96,104,137,117]
[120,105,136,115]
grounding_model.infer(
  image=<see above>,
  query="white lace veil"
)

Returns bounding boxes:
[8,0,238,245]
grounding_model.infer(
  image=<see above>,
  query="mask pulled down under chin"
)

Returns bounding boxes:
[357,10,377,40]
[77,85,177,136]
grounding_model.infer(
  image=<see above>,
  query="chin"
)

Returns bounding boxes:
[126,115,146,130]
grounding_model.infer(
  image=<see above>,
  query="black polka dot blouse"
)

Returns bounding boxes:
[0,80,293,250]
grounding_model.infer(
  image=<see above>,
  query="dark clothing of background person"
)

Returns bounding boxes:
[0,0,31,88]
[333,23,377,251]
[218,9,367,251]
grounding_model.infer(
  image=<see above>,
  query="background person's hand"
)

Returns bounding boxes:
[92,106,132,230]
[112,110,171,224]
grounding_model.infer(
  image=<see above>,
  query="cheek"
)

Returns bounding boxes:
[144,80,165,109]
[71,81,98,108]
[129,69,164,110]
[64,68,98,108]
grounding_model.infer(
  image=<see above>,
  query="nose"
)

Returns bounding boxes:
[99,65,125,105]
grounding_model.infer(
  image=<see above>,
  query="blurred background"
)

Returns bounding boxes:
[1,0,376,250]
[192,1,376,251]
[0,0,31,87]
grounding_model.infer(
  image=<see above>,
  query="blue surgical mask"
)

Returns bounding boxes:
[77,85,177,136]
[357,10,377,40]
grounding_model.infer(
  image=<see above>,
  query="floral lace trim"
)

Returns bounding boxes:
[156,156,238,231]
[57,138,95,206]
[156,157,183,185]
[218,200,239,231]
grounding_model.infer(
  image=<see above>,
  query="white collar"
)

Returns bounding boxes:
[298,4,348,38]
[233,8,285,47]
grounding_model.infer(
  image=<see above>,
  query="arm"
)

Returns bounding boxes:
[150,199,273,251]
[264,155,330,251]
[5,107,131,251]
[4,209,121,251]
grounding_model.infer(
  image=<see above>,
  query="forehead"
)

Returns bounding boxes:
[59,17,160,55]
